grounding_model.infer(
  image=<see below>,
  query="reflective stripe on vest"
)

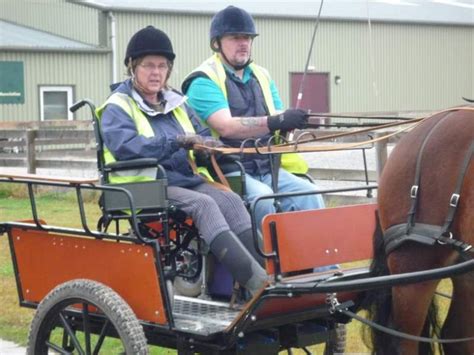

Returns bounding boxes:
[188,55,308,174]
[96,92,212,183]
[193,54,276,114]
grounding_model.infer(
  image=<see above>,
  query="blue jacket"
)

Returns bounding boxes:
[100,79,211,188]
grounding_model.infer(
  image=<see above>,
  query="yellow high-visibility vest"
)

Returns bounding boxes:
[96,92,213,183]
[186,54,308,174]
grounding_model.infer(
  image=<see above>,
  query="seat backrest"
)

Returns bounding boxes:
[89,104,168,214]
[261,203,377,274]
[102,180,168,212]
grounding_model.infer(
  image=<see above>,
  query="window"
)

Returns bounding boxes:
[39,86,74,120]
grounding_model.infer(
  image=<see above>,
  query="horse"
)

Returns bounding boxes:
[363,107,474,355]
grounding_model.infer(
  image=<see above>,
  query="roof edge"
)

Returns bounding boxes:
[71,2,474,27]
[0,46,111,54]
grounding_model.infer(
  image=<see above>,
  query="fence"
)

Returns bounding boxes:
[0,120,406,179]
[0,120,96,174]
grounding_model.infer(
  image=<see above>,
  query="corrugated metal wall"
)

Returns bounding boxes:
[1,0,99,45]
[1,4,472,123]
[114,12,473,112]
[0,52,110,122]
[112,12,211,87]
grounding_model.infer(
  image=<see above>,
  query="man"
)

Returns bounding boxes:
[182,6,324,230]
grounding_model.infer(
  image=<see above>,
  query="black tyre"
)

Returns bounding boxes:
[323,323,346,355]
[27,279,149,355]
[173,240,203,297]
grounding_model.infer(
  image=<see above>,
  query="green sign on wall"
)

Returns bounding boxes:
[0,61,25,104]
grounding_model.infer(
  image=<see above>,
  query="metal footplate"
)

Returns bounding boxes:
[173,295,242,335]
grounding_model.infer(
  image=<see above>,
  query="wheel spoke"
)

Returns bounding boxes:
[93,319,111,355]
[30,281,148,354]
[46,340,72,354]
[82,303,92,355]
[59,312,86,355]
[61,328,70,350]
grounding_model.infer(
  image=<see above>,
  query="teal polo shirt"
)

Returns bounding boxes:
[185,64,283,121]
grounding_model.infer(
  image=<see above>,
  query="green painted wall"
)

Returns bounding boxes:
[0,52,110,122]
[1,0,99,45]
[0,1,472,123]
[114,12,473,112]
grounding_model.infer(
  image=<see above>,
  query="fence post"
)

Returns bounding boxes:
[375,133,387,180]
[26,129,37,174]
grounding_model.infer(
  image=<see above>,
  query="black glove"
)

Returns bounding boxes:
[194,149,211,167]
[175,134,204,150]
[267,109,308,132]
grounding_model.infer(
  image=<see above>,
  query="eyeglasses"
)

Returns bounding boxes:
[139,63,169,72]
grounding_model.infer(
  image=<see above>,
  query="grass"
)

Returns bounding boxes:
[0,186,453,354]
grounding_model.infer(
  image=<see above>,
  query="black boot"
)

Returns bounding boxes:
[210,231,267,296]
[237,229,265,267]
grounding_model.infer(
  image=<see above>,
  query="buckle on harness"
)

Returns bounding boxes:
[410,185,419,199]
[437,232,453,245]
[450,193,460,207]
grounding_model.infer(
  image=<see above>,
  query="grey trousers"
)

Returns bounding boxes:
[167,182,251,244]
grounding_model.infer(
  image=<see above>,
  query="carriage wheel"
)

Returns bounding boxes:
[323,323,346,355]
[27,279,148,355]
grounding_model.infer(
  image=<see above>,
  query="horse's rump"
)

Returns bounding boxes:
[378,108,474,241]
[366,107,474,355]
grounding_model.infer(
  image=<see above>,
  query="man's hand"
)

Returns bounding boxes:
[175,134,204,149]
[267,109,308,132]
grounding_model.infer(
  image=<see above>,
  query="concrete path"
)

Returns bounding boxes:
[0,339,26,354]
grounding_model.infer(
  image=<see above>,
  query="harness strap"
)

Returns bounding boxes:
[337,307,474,344]
[385,223,473,255]
[406,111,457,232]
[441,140,474,234]
[437,233,473,253]
[385,224,440,254]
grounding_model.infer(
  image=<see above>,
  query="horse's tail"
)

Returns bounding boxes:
[358,211,397,354]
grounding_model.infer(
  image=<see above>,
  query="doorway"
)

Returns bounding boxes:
[290,72,330,114]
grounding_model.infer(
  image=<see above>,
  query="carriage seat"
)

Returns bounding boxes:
[261,203,378,278]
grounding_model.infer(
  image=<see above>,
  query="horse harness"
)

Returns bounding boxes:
[330,109,474,346]
[384,109,474,256]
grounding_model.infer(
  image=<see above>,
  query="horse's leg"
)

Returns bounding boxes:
[441,273,474,355]
[387,246,446,355]
[390,280,439,354]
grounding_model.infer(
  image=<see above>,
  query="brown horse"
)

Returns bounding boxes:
[364,107,474,355]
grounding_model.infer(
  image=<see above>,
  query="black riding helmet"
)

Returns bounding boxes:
[124,26,175,66]
[209,6,258,51]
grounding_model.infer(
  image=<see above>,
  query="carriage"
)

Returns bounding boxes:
[0,105,473,354]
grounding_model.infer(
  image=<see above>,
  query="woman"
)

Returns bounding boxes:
[97,26,267,296]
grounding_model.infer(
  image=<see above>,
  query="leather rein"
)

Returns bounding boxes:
[194,106,474,189]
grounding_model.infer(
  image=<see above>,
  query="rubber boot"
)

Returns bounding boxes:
[209,231,268,296]
[237,229,265,267]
